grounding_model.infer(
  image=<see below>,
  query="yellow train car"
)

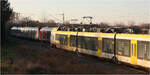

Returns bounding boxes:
[51,28,150,69]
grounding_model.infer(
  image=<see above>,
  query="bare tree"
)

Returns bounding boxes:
[20,17,31,26]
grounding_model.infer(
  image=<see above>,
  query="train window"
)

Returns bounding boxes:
[89,37,97,51]
[70,35,76,47]
[124,41,130,56]
[56,34,60,40]
[146,42,150,60]
[78,36,88,49]
[62,35,68,45]
[137,41,147,59]
[56,34,68,45]
[117,40,130,56]
[103,38,114,53]
[78,36,97,51]
[78,36,82,48]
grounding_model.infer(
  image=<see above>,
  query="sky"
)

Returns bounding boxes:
[9,0,150,25]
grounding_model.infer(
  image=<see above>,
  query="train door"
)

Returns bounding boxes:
[67,35,70,48]
[98,37,102,57]
[131,40,137,65]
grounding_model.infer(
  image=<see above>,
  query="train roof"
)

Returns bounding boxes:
[40,27,56,31]
[11,27,18,30]
[11,26,39,30]
[57,25,150,34]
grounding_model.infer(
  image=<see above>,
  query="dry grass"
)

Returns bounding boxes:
[2,44,104,74]
[1,39,148,74]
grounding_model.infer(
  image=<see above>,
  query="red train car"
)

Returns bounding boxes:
[39,27,54,42]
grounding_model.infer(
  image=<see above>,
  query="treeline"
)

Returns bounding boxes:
[8,12,58,27]
[1,0,13,46]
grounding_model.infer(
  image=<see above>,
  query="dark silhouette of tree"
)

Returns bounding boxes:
[99,22,109,28]
[1,0,13,46]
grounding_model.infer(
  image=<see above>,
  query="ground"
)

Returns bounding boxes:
[1,36,149,74]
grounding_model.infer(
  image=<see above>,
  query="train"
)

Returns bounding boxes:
[10,26,150,70]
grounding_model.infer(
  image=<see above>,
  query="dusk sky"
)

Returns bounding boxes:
[9,0,150,25]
